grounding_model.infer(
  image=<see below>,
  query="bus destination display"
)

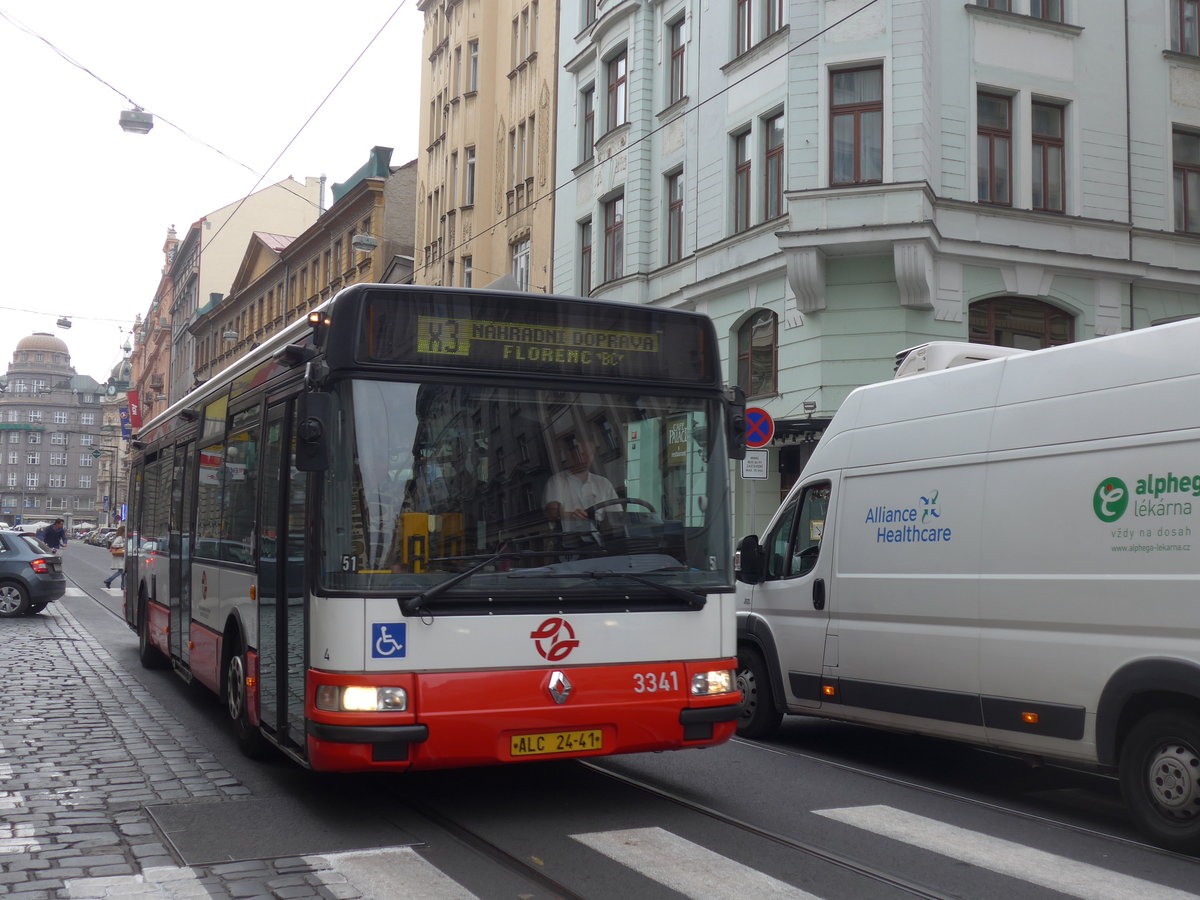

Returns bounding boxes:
[416,316,660,370]
[356,289,717,384]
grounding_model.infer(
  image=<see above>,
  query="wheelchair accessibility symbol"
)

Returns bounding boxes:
[371,623,407,659]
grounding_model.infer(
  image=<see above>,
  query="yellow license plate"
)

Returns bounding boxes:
[510,729,604,757]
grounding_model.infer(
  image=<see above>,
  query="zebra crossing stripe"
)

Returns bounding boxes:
[815,805,1199,900]
[572,826,821,900]
[315,847,479,900]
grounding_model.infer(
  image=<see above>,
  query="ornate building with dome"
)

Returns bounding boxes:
[0,333,111,528]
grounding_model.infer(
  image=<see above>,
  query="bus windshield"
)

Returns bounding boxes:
[319,378,731,603]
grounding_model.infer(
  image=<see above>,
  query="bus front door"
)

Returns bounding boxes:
[258,400,308,755]
[169,443,194,668]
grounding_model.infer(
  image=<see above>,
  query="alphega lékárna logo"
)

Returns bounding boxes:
[1094,477,1129,522]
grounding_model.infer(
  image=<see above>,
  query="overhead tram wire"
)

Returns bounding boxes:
[413,0,884,285]
[201,0,412,251]
[0,4,412,219]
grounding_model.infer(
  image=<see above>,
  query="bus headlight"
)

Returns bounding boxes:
[315,685,408,712]
[690,670,735,696]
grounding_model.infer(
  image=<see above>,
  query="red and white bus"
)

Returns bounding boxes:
[123,284,745,771]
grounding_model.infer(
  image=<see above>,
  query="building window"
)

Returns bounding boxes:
[512,238,532,291]
[1174,129,1200,233]
[766,0,785,35]
[1173,0,1200,54]
[604,194,624,282]
[736,0,753,55]
[666,172,684,264]
[1032,101,1065,212]
[463,256,473,288]
[27,452,39,466]
[51,433,66,445]
[26,473,39,489]
[975,0,1011,9]
[467,40,479,91]
[48,474,66,489]
[733,130,752,232]
[465,147,476,205]
[669,18,686,105]
[580,219,593,295]
[28,410,42,423]
[737,310,778,398]
[54,411,68,424]
[830,66,883,185]
[80,435,94,447]
[969,298,1074,349]
[764,113,785,219]
[80,455,94,468]
[28,432,41,444]
[1029,0,1063,21]
[582,0,596,28]
[80,475,92,489]
[606,51,628,132]
[977,92,1012,205]
[581,87,596,162]
[50,452,67,466]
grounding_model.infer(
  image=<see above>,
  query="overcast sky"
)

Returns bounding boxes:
[0,0,423,384]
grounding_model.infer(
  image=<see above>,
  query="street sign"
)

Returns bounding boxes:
[740,450,769,480]
[744,407,775,448]
[92,449,102,458]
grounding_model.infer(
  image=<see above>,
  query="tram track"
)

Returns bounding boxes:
[578,759,955,900]
[722,735,1198,860]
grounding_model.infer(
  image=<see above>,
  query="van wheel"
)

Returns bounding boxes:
[225,639,268,759]
[1119,710,1200,854]
[736,645,782,740]
[137,599,169,669]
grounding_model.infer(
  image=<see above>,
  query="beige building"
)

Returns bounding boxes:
[415,0,558,291]
[153,177,323,405]
[193,150,418,380]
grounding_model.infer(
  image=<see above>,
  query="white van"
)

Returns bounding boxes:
[734,319,1200,853]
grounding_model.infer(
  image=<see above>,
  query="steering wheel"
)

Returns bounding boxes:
[585,498,657,519]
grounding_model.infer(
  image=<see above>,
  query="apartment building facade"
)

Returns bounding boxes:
[553,0,1200,535]
[191,150,418,382]
[415,0,559,290]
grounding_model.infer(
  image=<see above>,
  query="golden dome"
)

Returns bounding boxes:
[16,333,70,354]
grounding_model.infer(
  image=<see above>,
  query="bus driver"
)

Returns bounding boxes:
[544,438,617,539]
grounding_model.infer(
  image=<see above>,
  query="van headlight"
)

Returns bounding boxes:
[315,685,408,711]
[690,670,735,696]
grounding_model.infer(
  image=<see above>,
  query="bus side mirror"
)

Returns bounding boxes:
[734,534,764,584]
[726,385,747,460]
[295,391,332,472]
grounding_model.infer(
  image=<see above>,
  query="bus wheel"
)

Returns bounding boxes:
[0,581,30,617]
[225,640,268,759]
[1119,710,1200,854]
[736,645,782,740]
[137,598,168,669]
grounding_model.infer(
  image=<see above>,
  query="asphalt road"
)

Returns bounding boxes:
[57,542,1200,900]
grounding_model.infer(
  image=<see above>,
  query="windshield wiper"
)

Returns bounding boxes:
[398,546,535,617]
[576,571,705,608]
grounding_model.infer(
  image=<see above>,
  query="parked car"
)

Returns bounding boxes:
[0,531,66,616]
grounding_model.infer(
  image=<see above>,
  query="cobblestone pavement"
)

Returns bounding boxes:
[0,592,367,900]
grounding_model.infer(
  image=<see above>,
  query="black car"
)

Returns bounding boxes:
[0,532,66,617]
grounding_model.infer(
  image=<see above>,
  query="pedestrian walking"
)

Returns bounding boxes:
[104,526,126,589]
[42,518,68,553]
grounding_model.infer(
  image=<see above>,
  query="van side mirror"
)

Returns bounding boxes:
[295,391,332,472]
[735,534,764,584]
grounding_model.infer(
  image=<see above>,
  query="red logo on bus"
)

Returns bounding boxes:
[531,617,579,662]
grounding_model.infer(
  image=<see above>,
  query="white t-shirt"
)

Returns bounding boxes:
[543,470,618,533]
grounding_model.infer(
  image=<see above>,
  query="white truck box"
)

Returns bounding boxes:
[734,319,1200,853]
